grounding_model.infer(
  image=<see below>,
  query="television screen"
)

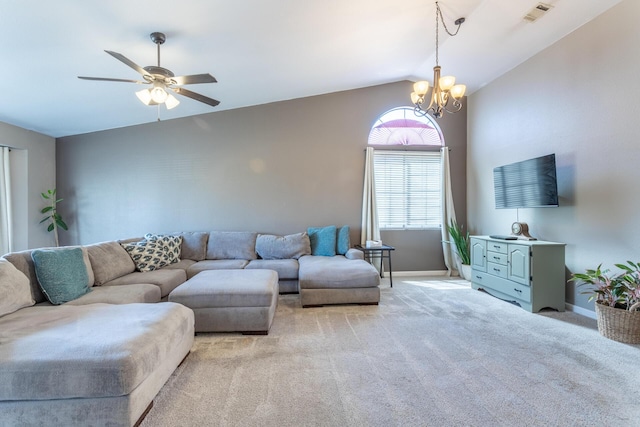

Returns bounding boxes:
[494,154,559,209]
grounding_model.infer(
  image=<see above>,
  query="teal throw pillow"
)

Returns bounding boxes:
[31,247,91,305]
[307,226,337,256]
[336,225,350,255]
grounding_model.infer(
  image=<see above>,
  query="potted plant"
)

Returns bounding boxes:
[445,219,471,280]
[39,188,68,247]
[569,261,640,344]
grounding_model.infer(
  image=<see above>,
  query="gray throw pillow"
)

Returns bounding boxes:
[0,258,35,316]
[256,233,311,260]
[86,241,136,285]
[31,247,91,305]
[176,232,208,261]
[207,231,258,260]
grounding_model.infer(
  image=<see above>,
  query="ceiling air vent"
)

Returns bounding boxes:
[524,2,554,23]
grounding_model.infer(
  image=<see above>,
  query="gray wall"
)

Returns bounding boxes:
[0,121,56,250]
[57,81,467,271]
[467,0,638,311]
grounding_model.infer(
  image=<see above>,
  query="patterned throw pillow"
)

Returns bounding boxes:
[144,233,182,264]
[121,241,170,272]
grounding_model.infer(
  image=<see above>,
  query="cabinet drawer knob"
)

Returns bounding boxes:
[493,268,501,272]
[514,288,522,293]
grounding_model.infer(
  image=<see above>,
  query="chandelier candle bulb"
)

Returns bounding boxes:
[450,84,466,99]
[413,81,430,97]
[439,75,456,91]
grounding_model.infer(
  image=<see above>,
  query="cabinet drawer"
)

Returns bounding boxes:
[487,241,508,254]
[487,251,507,265]
[472,271,532,303]
[487,262,508,278]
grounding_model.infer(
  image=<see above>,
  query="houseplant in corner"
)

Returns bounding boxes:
[446,219,471,280]
[570,262,640,344]
[39,188,68,247]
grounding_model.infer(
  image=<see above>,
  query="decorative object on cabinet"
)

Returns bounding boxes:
[569,262,640,343]
[470,236,565,312]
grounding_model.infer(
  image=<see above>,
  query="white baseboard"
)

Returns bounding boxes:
[393,270,451,277]
[565,303,596,320]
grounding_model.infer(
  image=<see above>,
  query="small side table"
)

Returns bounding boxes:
[354,244,395,287]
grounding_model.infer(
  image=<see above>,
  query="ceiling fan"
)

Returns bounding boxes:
[78,32,220,110]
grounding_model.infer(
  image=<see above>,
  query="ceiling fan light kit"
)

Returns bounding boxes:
[411,1,466,119]
[78,32,219,111]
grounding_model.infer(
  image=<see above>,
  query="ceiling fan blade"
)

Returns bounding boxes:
[78,76,148,84]
[170,87,220,107]
[105,50,151,77]
[172,73,217,85]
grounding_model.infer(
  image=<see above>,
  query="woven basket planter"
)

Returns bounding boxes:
[595,302,640,344]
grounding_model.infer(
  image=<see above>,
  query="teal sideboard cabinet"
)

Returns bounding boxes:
[470,236,566,312]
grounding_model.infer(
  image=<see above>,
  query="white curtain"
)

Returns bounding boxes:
[440,147,458,276]
[361,147,381,272]
[0,147,12,255]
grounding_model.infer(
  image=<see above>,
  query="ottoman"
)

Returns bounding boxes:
[169,269,278,334]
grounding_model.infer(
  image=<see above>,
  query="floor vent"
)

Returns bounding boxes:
[524,2,554,22]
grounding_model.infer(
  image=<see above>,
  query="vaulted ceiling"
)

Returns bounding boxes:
[0,0,622,137]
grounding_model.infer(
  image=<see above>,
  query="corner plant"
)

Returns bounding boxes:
[569,262,640,311]
[445,219,470,265]
[40,188,68,247]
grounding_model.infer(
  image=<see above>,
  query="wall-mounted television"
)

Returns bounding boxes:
[494,154,559,209]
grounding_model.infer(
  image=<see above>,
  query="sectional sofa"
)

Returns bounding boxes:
[0,229,380,426]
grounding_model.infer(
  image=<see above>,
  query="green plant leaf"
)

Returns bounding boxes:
[55,198,63,203]
[41,206,53,213]
[55,217,68,231]
[41,192,49,199]
[47,223,54,232]
[39,217,50,224]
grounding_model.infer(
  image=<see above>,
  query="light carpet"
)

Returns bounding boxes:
[140,277,640,427]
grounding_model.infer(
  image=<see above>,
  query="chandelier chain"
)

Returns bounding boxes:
[435,1,464,66]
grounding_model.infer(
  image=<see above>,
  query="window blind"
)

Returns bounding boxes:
[374,150,441,230]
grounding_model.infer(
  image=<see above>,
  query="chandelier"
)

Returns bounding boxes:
[411,2,466,119]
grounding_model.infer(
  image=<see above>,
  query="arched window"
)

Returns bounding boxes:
[368,107,443,230]
[368,107,444,147]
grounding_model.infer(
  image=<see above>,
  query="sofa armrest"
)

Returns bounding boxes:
[345,248,364,260]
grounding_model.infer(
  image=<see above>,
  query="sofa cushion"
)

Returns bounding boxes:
[336,225,350,255]
[3,247,94,303]
[0,259,34,317]
[0,302,194,400]
[86,241,136,285]
[245,259,299,280]
[144,233,182,264]
[63,284,162,305]
[298,255,380,289]
[121,240,170,272]
[162,258,197,271]
[187,259,249,279]
[177,231,208,261]
[102,268,187,298]
[31,247,91,305]
[206,231,257,260]
[255,232,311,260]
[307,226,337,257]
